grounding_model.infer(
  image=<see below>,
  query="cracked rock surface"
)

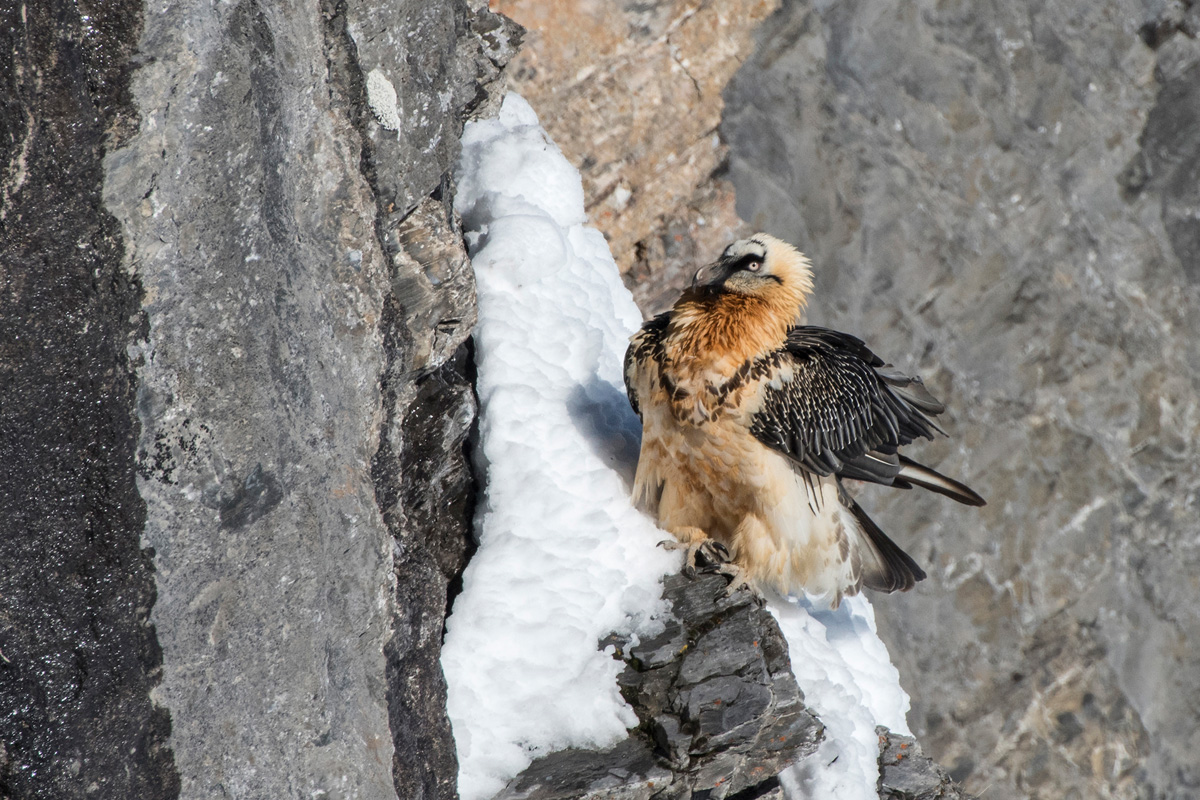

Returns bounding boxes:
[3,0,516,798]
[497,574,823,800]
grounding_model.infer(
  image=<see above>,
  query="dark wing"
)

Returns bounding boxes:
[749,326,982,596]
[624,311,671,418]
[843,491,927,592]
[748,326,957,492]
[748,326,984,594]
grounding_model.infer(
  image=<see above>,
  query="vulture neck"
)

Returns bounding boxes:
[668,287,807,370]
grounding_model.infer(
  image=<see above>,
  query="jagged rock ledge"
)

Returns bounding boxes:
[877,728,974,800]
[497,573,822,800]
[494,574,976,800]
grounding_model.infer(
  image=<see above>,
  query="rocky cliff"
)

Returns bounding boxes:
[1,1,517,798]
[0,0,978,797]
[8,0,1194,798]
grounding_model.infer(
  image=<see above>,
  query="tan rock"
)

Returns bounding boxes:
[494,0,777,311]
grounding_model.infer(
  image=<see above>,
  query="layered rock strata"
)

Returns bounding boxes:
[497,574,824,800]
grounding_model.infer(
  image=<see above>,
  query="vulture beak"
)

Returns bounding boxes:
[691,260,724,288]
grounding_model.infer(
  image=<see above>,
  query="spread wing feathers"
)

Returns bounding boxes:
[749,326,950,488]
[843,492,927,593]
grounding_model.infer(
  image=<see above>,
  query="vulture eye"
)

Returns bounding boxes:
[734,253,764,272]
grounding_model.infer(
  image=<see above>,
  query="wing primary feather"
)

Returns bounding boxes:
[844,494,926,593]
[877,367,947,415]
[835,450,901,485]
[872,398,901,441]
[896,456,986,506]
[747,323,981,509]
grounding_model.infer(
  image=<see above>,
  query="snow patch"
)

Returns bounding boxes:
[365,68,401,131]
[771,593,911,800]
[442,94,678,800]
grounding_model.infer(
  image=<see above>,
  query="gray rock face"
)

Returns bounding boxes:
[3,0,515,799]
[346,0,520,219]
[877,727,974,800]
[341,4,518,794]
[497,574,823,800]
[0,1,177,797]
[374,199,482,800]
[723,1,1200,797]
[1119,44,1200,282]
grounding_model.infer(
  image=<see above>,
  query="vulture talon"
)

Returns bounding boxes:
[660,537,731,576]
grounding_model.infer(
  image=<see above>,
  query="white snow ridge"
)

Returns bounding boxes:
[442,93,912,800]
[442,94,678,800]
